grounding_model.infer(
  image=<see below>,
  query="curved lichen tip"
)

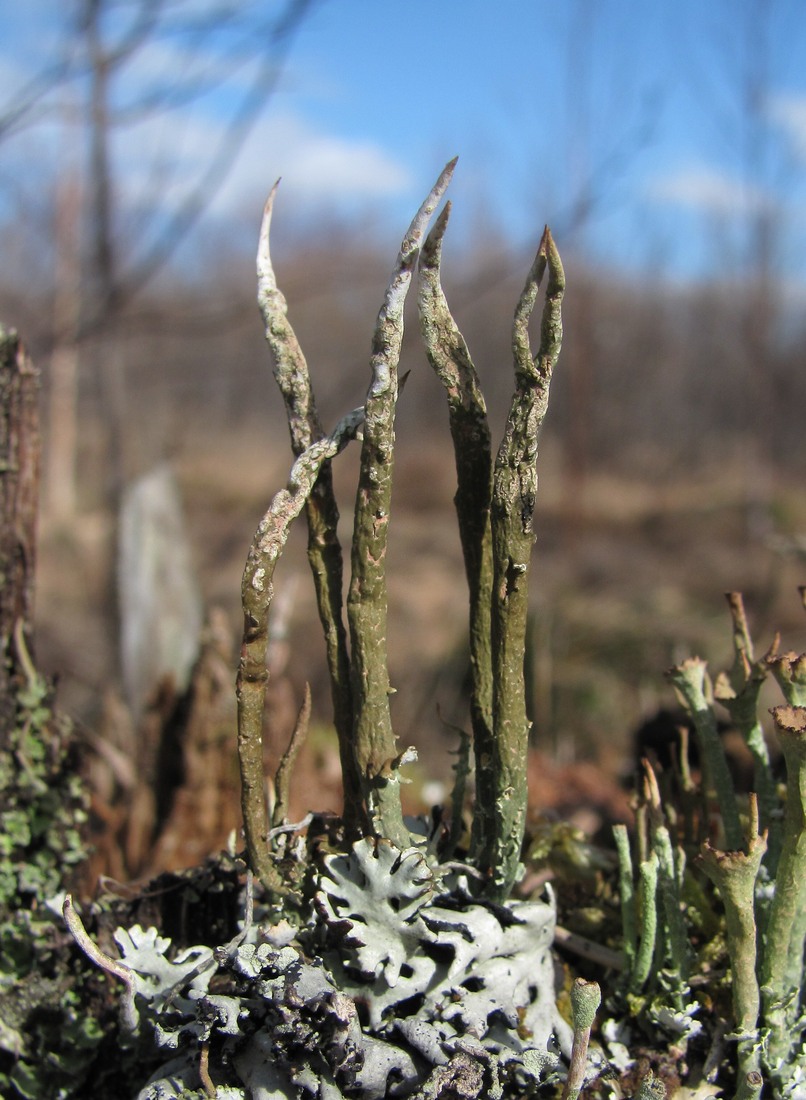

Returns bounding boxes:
[512,228,553,374]
[398,157,458,264]
[421,200,452,269]
[531,225,551,279]
[544,227,564,280]
[257,179,282,286]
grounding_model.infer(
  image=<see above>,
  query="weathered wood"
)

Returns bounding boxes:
[0,328,40,752]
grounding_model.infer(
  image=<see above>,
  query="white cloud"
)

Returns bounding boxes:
[228,113,412,207]
[646,164,771,217]
[265,126,411,201]
[768,93,806,162]
[112,107,412,224]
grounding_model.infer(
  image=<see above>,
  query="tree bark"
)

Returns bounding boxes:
[0,328,40,751]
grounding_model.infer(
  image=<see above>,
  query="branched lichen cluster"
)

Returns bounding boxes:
[239,161,564,904]
[608,591,806,1098]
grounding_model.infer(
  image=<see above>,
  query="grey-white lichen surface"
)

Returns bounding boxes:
[118,836,568,1099]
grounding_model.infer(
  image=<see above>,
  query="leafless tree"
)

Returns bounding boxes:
[1,0,316,511]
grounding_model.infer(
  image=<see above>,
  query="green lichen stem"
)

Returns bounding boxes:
[417,201,496,861]
[667,657,743,851]
[271,682,311,831]
[481,226,564,900]
[760,704,806,1067]
[237,407,363,893]
[767,649,806,707]
[613,823,638,976]
[561,978,601,1100]
[713,593,777,846]
[735,1072,764,1100]
[348,159,456,846]
[439,717,472,860]
[697,797,766,1083]
[258,185,362,831]
[650,827,690,998]
[644,763,691,995]
[632,851,659,991]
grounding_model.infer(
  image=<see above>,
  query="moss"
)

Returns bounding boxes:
[0,663,105,1098]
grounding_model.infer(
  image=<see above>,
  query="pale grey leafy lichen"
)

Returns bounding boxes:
[101,838,566,1099]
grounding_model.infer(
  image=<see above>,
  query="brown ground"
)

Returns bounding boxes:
[33,426,806,887]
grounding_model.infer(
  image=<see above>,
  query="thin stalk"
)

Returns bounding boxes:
[417,201,495,861]
[257,185,362,831]
[438,716,472,861]
[613,824,637,976]
[713,593,777,843]
[632,851,659,991]
[667,657,743,851]
[697,796,767,1084]
[347,159,456,846]
[237,407,363,893]
[561,979,601,1100]
[63,895,138,1031]
[271,682,311,831]
[481,227,564,899]
[644,762,691,995]
[760,704,806,1068]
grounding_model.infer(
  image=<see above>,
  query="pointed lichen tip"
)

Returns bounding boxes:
[440,155,459,184]
[435,199,452,234]
[258,186,282,277]
[422,200,452,263]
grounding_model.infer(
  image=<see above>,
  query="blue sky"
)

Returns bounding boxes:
[2,0,806,284]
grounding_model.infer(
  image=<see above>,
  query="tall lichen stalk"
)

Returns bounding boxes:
[257,189,363,833]
[760,704,806,1070]
[239,160,563,904]
[418,204,496,866]
[485,228,564,897]
[236,407,363,893]
[346,159,456,846]
[419,217,564,897]
[417,216,562,902]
